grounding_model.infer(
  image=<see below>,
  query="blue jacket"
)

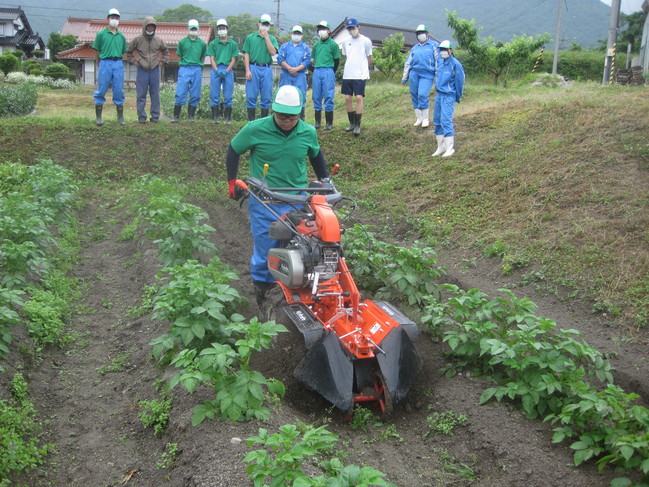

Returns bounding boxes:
[277,41,311,73]
[402,39,439,80]
[436,55,465,102]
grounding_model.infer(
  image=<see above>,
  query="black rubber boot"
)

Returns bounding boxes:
[211,106,219,124]
[187,105,196,122]
[253,281,273,307]
[95,105,103,126]
[314,110,322,129]
[260,108,269,118]
[345,111,356,132]
[116,105,125,125]
[323,111,334,130]
[353,113,362,136]
[223,107,232,124]
[247,108,256,121]
[172,105,181,123]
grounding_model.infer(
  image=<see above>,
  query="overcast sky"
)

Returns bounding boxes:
[600,0,645,13]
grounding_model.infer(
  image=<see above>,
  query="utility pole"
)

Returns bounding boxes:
[275,0,281,35]
[552,0,563,74]
[603,0,621,84]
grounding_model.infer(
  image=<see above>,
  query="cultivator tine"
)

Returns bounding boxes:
[376,327,423,404]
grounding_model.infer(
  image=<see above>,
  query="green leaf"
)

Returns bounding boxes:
[479,387,498,405]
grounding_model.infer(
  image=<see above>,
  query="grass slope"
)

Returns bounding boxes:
[1,80,647,324]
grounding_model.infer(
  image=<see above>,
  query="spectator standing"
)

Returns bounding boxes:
[402,24,438,128]
[225,85,330,305]
[207,18,239,124]
[277,25,311,120]
[310,21,340,130]
[432,40,465,157]
[242,14,279,121]
[127,16,169,123]
[172,19,207,123]
[341,18,372,136]
[92,8,128,126]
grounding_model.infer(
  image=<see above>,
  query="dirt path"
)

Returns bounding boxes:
[16,189,646,486]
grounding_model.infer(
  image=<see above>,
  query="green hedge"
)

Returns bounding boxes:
[0,83,37,117]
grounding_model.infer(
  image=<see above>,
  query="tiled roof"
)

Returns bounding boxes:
[0,7,20,21]
[60,18,93,38]
[57,43,181,62]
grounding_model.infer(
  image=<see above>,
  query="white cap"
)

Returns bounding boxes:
[188,19,199,29]
[292,25,303,33]
[272,85,302,115]
[259,14,272,24]
[216,19,228,27]
[416,24,428,32]
[107,8,120,17]
[317,20,330,30]
[439,40,453,49]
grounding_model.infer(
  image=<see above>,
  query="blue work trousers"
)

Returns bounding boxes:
[175,65,202,107]
[311,67,335,112]
[210,66,234,107]
[278,72,307,109]
[409,71,434,110]
[434,93,457,137]
[135,66,161,121]
[246,64,273,109]
[248,197,295,283]
[94,59,125,106]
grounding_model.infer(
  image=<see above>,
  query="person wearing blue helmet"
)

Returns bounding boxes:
[432,40,465,157]
[402,24,439,129]
[277,25,311,120]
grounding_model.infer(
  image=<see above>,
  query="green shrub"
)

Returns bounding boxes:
[0,83,37,117]
[44,62,70,80]
[0,53,21,76]
[22,59,40,74]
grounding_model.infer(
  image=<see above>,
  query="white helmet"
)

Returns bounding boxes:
[272,86,302,115]
[107,8,120,17]
[292,25,303,33]
[439,40,454,49]
[216,19,228,27]
[259,13,272,24]
[188,19,199,29]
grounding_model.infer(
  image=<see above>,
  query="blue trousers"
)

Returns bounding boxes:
[135,66,161,121]
[248,197,295,283]
[94,59,124,106]
[409,71,434,110]
[312,67,335,112]
[174,65,202,107]
[434,93,457,137]
[279,72,307,109]
[246,64,273,109]
[210,66,234,107]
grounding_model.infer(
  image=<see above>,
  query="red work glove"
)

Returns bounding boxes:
[228,179,237,199]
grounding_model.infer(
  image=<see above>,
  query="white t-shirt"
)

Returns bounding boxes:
[341,34,372,80]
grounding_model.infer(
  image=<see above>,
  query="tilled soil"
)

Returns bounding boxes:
[9,189,648,487]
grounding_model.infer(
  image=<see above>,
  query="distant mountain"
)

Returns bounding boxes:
[25,0,612,49]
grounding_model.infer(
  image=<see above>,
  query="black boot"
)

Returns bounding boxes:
[95,105,103,126]
[300,108,305,121]
[172,105,181,123]
[187,105,196,122]
[116,105,125,125]
[324,111,334,130]
[353,113,362,136]
[260,108,269,118]
[223,107,232,124]
[314,110,322,129]
[345,111,356,132]
[247,108,256,121]
[253,281,273,307]
[211,106,219,124]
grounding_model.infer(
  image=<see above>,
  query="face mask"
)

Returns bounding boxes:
[218,29,227,37]
[291,34,303,43]
[108,19,119,28]
[417,33,427,43]
[440,50,450,59]
[318,30,329,39]
[259,24,270,32]
[189,29,198,37]
[146,30,155,36]
[348,28,359,38]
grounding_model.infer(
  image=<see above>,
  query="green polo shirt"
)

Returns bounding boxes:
[230,117,320,189]
[312,37,340,68]
[207,38,239,65]
[177,36,207,66]
[92,28,127,59]
[242,33,279,64]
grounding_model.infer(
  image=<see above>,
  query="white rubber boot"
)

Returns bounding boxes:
[442,136,455,157]
[421,108,429,128]
[432,135,446,156]
[413,109,422,127]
